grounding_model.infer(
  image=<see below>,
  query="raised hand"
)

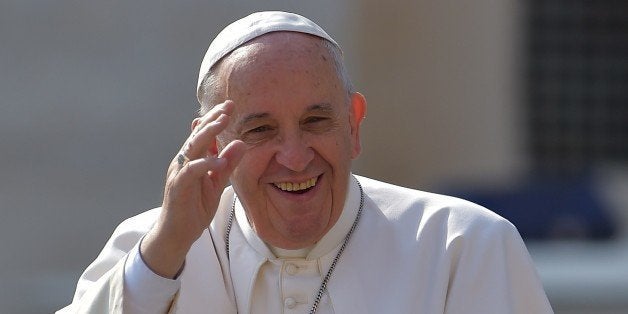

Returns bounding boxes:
[140,100,246,278]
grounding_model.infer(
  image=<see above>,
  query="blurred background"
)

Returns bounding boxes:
[1,0,627,313]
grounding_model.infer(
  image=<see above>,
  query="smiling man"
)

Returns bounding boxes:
[218,32,360,251]
[59,11,552,314]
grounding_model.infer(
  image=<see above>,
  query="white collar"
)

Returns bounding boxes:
[234,175,361,260]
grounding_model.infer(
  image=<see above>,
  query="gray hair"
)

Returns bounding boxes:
[197,38,354,116]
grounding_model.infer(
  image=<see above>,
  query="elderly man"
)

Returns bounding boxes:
[59,11,552,314]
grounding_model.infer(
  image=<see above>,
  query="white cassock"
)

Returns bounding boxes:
[58,175,553,314]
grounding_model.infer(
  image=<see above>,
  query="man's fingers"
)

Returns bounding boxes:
[182,100,237,161]
[174,156,227,184]
[184,113,230,159]
[211,140,247,184]
[218,140,247,170]
[167,100,243,187]
[191,100,234,135]
[167,141,246,205]
[176,139,246,182]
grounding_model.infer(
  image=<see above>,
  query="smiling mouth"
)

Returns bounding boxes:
[273,176,318,194]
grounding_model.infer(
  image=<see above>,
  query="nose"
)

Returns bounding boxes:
[275,134,314,172]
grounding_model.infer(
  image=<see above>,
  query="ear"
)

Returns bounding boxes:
[349,92,367,159]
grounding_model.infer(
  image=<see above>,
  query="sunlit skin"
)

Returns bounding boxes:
[213,32,366,249]
[140,32,366,278]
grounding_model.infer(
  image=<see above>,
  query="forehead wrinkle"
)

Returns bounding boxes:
[307,103,334,113]
[224,34,331,86]
[220,43,263,103]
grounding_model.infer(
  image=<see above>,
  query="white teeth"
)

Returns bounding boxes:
[274,177,318,192]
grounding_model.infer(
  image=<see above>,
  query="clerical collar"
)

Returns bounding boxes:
[234,175,361,260]
[269,245,312,259]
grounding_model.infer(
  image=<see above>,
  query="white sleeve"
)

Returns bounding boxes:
[123,242,181,314]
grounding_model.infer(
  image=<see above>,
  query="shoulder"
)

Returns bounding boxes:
[355,174,515,236]
[101,207,162,254]
[355,175,527,270]
[113,207,162,235]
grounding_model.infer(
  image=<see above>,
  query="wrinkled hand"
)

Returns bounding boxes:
[141,100,246,278]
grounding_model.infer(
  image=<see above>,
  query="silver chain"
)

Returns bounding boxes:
[225,202,235,261]
[225,179,364,314]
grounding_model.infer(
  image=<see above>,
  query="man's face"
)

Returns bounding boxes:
[216,33,365,249]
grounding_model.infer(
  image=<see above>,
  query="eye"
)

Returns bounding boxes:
[240,124,277,145]
[303,116,329,124]
[302,115,337,134]
[247,125,273,133]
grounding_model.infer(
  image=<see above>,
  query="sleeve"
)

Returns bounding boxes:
[56,209,173,314]
[123,242,180,313]
[444,216,554,314]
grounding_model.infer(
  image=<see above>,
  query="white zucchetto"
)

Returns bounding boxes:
[196,11,340,103]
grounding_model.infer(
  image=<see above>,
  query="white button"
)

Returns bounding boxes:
[284,297,297,309]
[285,263,298,275]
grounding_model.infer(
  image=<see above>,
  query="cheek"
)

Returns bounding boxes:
[230,160,259,197]
[335,128,355,153]
[316,134,354,167]
[232,155,256,179]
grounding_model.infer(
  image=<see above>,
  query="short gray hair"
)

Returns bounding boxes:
[197,38,353,116]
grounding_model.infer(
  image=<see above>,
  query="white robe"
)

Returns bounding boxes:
[58,175,553,313]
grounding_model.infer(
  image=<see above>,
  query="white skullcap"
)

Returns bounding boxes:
[196,11,340,103]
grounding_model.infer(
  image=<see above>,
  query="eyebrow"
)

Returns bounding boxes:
[307,103,334,114]
[239,112,270,126]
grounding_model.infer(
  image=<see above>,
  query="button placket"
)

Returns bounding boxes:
[281,260,319,313]
[284,297,297,309]
[285,263,299,275]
